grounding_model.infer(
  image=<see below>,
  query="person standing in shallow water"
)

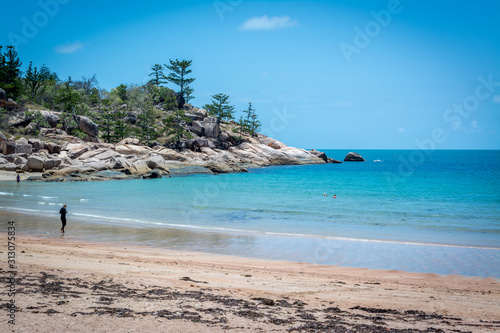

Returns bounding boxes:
[59,204,68,233]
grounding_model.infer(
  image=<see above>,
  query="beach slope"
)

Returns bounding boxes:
[1,235,499,332]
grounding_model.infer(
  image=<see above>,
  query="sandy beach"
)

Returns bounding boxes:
[1,232,499,333]
[0,171,42,182]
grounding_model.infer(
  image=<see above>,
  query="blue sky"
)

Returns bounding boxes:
[1,0,499,149]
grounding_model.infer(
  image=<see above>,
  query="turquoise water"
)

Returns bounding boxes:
[1,150,500,277]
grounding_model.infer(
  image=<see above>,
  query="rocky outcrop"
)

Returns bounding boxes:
[344,152,365,162]
[0,106,346,181]
[78,116,99,138]
[310,149,342,163]
[190,116,219,138]
[0,88,6,101]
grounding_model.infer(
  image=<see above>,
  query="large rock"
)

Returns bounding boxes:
[15,137,29,145]
[0,131,7,142]
[0,87,6,101]
[111,156,133,170]
[28,138,43,152]
[45,142,61,154]
[14,155,27,165]
[309,149,342,164]
[8,115,30,127]
[78,116,99,138]
[1,141,16,155]
[43,158,62,170]
[130,160,151,174]
[0,163,18,171]
[203,117,219,138]
[27,155,45,171]
[194,108,208,118]
[190,121,204,135]
[40,111,60,127]
[15,144,32,155]
[344,152,365,162]
[146,155,171,173]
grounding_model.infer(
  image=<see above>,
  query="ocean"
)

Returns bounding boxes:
[1,149,499,278]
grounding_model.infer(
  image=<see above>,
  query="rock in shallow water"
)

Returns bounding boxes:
[344,152,365,162]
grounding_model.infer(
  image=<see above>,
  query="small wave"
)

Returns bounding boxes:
[80,199,90,202]
[23,194,32,197]
[2,207,47,213]
[38,202,46,205]
[72,213,142,223]
[0,192,14,196]
[48,203,57,205]
[373,159,383,162]
[39,196,57,199]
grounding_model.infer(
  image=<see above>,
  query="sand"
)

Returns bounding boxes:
[1,233,499,333]
[0,170,42,182]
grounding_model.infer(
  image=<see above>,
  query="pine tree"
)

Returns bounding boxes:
[203,93,235,122]
[55,78,81,134]
[242,102,261,136]
[24,62,51,102]
[113,109,130,142]
[164,59,195,99]
[0,45,23,100]
[163,109,192,149]
[99,108,115,143]
[137,101,159,146]
[148,64,165,87]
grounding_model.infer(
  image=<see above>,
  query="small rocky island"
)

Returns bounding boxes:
[0,100,340,182]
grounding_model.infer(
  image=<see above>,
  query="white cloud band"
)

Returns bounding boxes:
[240,15,298,31]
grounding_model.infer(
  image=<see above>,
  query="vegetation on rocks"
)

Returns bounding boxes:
[0,45,335,181]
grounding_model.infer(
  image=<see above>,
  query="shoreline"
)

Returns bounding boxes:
[1,234,499,332]
[2,209,500,279]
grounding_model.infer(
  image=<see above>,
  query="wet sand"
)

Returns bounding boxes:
[1,228,499,332]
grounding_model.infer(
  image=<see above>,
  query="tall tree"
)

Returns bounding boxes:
[137,101,159,146]
[24,62,51,102]
[78,74,98,95]
[99,108,115,143]
[113,109,130,142]
[0,45,23,100]
[115,83,128,102]
[164,59,195,99]
[55,77,81,133]
[148,64,165,87]
[203,93,235,122]
[163,109,191,149]
[243,102,261,136]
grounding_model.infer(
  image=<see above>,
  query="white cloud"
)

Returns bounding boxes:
[493,95,500,104]
[398,127,405,133]
[54,41,84,54]
[471,120,479,128]
[240,15,298,31]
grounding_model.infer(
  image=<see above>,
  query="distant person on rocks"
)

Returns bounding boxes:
[16,174,20,182]
[59,204,68,233]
